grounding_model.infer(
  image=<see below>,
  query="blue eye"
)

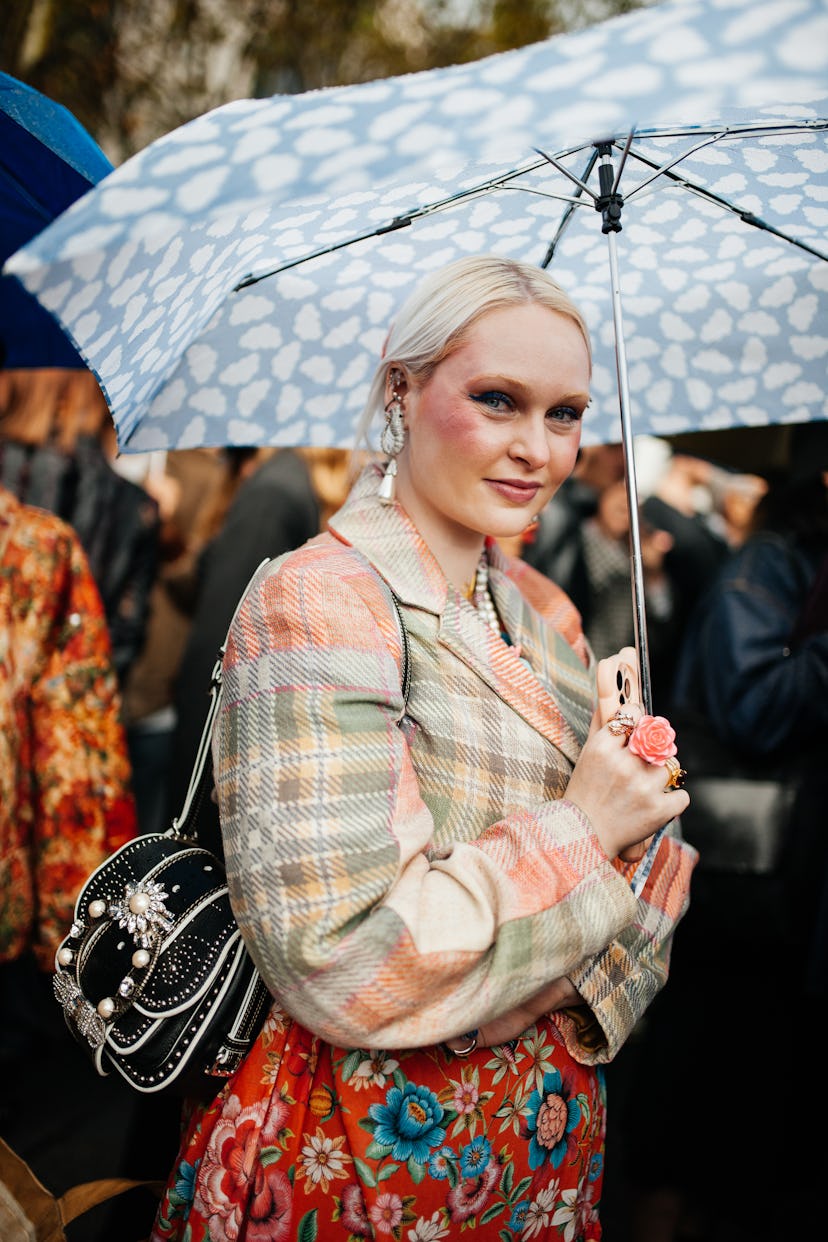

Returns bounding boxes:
[470,391,514,412]
[548,406,583,425]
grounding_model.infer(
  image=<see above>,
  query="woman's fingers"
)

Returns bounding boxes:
[567,722,689,858]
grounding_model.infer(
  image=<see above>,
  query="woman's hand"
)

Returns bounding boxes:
[443,976,583,1055]
[564,709,689,860]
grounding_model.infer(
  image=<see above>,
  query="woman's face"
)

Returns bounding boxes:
[393,302,590,561]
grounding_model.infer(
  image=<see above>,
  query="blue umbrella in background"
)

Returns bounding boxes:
[0,70,113,367]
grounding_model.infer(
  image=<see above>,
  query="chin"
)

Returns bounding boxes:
[487,504,540,537]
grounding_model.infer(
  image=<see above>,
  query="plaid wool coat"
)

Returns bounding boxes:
[215,465,696,1063]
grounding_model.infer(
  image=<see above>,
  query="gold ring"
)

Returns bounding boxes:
[664,757,687,790]
[607,711,636,739]
[449,1030,478,1057]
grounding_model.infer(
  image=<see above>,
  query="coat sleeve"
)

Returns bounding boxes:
[560,817,693,1062]
[216,556,694,1054]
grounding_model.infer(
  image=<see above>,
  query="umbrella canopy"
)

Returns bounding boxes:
[0,72,114,368]
[4,0,827,440]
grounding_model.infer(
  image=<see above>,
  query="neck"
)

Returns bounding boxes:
[438,543,486,595]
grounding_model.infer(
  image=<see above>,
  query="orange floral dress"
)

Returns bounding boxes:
[0,488,136,969]
[152,1006,605,1242]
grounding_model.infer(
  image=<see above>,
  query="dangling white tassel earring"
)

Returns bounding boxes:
[378,455,398,503]
[379,372,406,505]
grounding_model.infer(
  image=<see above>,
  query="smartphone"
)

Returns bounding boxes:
[596,645,642,726]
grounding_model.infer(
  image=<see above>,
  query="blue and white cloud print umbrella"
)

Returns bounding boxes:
[7,0,826,894]
[5,0,827,456]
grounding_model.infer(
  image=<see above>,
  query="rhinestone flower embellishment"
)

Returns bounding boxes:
[111,879,173,949]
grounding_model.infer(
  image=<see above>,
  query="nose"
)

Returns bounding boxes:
[509,414,550,470]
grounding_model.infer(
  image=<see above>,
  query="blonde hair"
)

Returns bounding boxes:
[357,255,591,448]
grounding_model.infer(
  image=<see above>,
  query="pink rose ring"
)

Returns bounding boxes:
[625,714,686,789]
[627,714,677,764]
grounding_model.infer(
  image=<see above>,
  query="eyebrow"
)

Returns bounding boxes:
[469,374,590,404]
[469,373,527,391]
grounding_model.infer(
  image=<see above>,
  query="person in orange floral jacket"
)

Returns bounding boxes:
[0,484,136,970]
[0,484,169,1240]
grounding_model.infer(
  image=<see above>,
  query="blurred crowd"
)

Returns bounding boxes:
[1,363,826,1241]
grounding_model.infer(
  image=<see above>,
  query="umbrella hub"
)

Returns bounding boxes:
[595,142,623,235]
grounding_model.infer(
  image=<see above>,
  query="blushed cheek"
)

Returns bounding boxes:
[556,433,582,479]
[434,405,484,454]
[545,435,581,499]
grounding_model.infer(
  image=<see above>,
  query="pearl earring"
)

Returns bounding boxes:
[379,370,406,505]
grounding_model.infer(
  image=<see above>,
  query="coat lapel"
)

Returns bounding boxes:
[330,466,594,767]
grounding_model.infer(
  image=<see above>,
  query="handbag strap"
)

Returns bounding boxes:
[59,1177,164,1228]
[0,1135,161,1241]
[171,558,411,842]
[171,558,270,840]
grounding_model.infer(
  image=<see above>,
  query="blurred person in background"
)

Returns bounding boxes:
[0,367,160,684]
[120,448,224,836]
[522,443,696,713]
[522,440,766,715]
[521,442,676,664]
[165,445,320,849]
[614,422,828,1242]
[0,483,135,989]
[0,483,165,1242]
[299,445,361,531]
[637,442,766,709]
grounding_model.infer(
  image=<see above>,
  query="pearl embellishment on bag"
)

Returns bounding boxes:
[128,891,151,915]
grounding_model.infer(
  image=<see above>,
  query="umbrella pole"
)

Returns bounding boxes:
[605,230,653,715]
[597,142,673,899]
[596,143,653,716]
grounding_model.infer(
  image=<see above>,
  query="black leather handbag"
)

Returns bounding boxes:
[52,563,273,1096]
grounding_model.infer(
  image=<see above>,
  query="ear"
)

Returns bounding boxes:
[384,364,410,406]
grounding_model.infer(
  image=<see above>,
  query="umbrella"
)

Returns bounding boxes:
[0,71,113,367]
[4,0,826,426]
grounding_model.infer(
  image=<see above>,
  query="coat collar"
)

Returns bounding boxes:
[330,465,594,762]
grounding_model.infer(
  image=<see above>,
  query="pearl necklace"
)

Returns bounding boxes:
[469,550,501,634]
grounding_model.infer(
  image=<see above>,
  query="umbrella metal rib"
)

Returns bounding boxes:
[233,156,584,291]
[616,139,828,263]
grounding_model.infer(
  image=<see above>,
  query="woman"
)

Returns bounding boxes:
[151,256,695,1241]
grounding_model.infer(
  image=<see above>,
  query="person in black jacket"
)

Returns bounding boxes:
[613,422,828,1242]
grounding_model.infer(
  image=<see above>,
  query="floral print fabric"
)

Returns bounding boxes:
[0,488,136,969]
[151,1007,605,1241]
